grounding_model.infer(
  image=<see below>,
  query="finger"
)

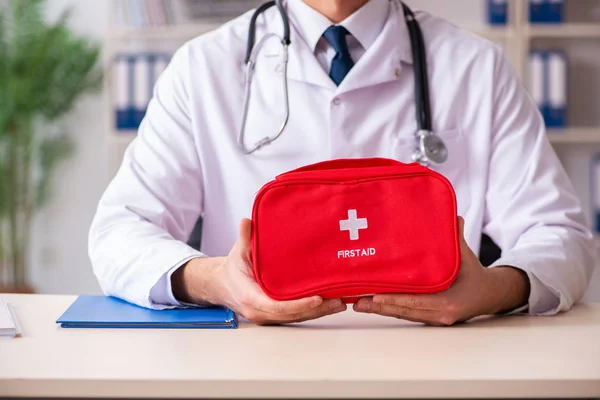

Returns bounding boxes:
[372,293,441,310]
[248,299,347,325]
[354,299,442,325]
[280,299,347,324]
[251,291,324,316]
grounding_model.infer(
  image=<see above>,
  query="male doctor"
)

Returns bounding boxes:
[90,0,595,326]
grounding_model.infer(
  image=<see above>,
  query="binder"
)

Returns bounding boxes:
[530,0,564,23]
[162,0,174,25]
[114,54,134,130]
[116,0,127,27]
[142,0,155,27]
[529,0,546,23]
[114,52,171,131]
[527,51,545,117]
[546,51,567,128]
[133,54,152,128]
[546,0,564,23]
[151,54,170,86]
[592,155,600,234]
[149,0,166,26]
[56,296,237,329]
[487,0,508,25]
[128,0,143,27]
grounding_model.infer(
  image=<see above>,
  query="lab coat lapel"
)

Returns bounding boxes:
[337,1,413,94]
[286,34,336,90]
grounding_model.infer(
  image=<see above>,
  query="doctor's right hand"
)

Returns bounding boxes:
[172,218,347,325]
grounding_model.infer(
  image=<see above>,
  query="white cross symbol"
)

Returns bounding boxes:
[339,210,368,241]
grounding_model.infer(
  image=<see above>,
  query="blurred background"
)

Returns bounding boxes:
[1,0,600,302]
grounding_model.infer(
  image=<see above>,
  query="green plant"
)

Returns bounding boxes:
[0,0,102,289]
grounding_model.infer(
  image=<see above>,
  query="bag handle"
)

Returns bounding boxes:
[277,158,424,178]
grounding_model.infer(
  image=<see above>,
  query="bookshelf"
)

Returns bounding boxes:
[547,128,600,144]
[469,26,514,40]
[527,23,600,37]
[109,22,224,41]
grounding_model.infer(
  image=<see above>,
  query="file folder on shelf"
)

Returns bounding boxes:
[133,55,152,129]
[528,50,568,128]
[530,0,564,23]
[592,155,600,234]
[529,0,544,23]
[114,54,134,130]
[487,0,508,25]
[545,51,567,128]
[546,0,564,23]
[56,296,237,329]
[528,51,545,118]
[152,54,169,84]
[114,52,171,132]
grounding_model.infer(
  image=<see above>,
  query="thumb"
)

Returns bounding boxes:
[239,218,252,246]
[457,216,477,263]
[457,216,469,253]
[232,218,253,262]
[457,216,465,242]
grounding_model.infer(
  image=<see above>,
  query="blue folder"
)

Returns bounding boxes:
[530,0,564,24]
[592,155,600,235]
[487,0,508,26]
[56,295,237,329]
[529,0,546,23]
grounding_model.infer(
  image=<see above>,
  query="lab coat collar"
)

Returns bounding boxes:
[259,0,413,92]
[286,0,390,54]
[286,0,333,53]
[342,0,391,51]
[335,0,414,94]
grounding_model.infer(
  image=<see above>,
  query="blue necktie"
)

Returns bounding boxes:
[323,25,355,86]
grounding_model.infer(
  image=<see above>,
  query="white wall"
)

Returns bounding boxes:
[29,0,600,301]
[29,0,107,295]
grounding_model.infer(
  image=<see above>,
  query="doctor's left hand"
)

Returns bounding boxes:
[353,217,530,326]
[173,218,347,325]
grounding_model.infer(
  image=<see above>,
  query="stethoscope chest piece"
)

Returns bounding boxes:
[412,130,449,166]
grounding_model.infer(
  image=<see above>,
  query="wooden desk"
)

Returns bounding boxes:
[1,294,599,399]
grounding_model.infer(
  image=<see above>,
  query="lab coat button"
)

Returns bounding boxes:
[333,97,341,106]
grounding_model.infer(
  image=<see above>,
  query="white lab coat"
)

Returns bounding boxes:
[89,1,596,313]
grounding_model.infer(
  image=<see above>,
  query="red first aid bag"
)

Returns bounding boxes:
[251,158,461,302]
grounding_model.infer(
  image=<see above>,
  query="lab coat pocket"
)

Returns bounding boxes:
[390,129,471,216]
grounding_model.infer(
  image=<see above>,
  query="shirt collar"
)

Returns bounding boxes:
[287,0,390,53]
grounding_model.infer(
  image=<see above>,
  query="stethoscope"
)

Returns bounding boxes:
[238,0,448,166]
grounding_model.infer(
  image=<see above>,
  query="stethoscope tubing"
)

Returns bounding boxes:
[402,3,432,133]
[238,0,447,164]
[245,0,290,64]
